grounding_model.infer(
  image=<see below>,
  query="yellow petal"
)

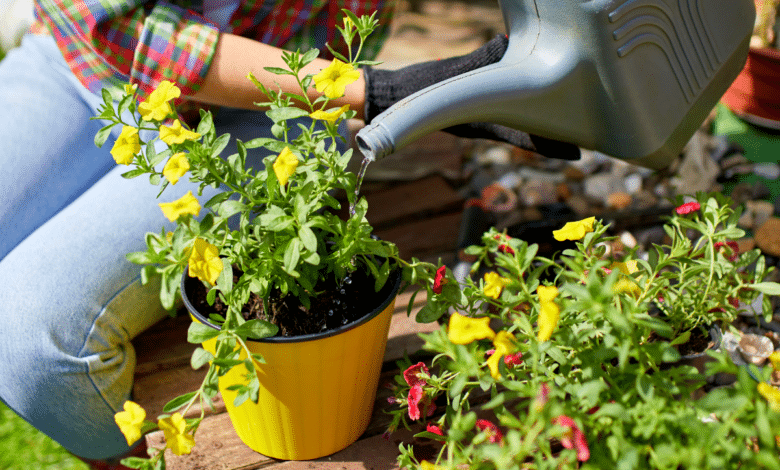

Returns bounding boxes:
[158,191,201,222]
[313,59,360,99]
[483,272,511,299]
[448,312,495,345]
[552,217,596,241]
[139,81,181,121]
[310,105,350,123]
[158,413,195,456]
[758,382,780,412]
[188,238,223,285]
[114,401,146,446]
[273,146,299,186]
[537,285,559,303]
[420,461,447,470]
[110,126,141,165]
[487,331,516,379]
[160,119,201,145]
[163,152,190,185]
[537,299,560,342]
[770,351,780,371]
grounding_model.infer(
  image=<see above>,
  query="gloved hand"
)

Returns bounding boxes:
[363,35,580,160]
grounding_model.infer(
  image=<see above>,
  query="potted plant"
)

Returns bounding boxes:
[721,0,780,127]
[385,192,780,469]
[94,11,429,468]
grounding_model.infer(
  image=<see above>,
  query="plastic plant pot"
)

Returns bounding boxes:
[182,267,402,460]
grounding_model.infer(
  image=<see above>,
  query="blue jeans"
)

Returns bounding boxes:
[0,34,329,460]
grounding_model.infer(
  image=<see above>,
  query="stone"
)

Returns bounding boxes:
[755,162,780,180]
[607,192,632,210]
[624,173,644,194]
[756,217,780,257]
[747,200,775,230]
[520,179,558,207]
[584,173,625,202]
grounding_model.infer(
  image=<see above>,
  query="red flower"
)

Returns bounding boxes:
[433,265,447,294]
[533,382,550,412]
[426,423,444,436]
[494,234,515,255]
[486,349,524,367]
[407,384,435,421]
[476,419,503,444]
[553,415,590,462]
[675,201,701,215]
[714,241,739,261]
[403,362,429,387]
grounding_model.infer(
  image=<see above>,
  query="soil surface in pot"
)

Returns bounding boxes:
[185,266,387,337]
[649,326,716,357]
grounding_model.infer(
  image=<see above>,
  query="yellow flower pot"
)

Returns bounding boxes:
[182,268,401,460]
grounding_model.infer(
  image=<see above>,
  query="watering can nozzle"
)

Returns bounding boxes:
[357,0,756,169]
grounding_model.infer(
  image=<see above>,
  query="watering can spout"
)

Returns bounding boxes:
[356,0,756,169]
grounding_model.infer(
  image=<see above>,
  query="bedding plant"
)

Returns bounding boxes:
[91,12,430,469]
[389,192,780,469]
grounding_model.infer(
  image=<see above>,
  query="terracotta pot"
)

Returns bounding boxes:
[721,46,780,129]
[182,267,402,460]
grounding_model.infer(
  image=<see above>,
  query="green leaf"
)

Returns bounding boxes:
[670,330,691,346]
[267,106,310,123]
[187,322,220,344]
[94,124,115,148]
[300,48,320,67]
[190,347,214,370]
[299,225,317,252]
[416,303,445,323]
[162,391,197,413]
[217,200,246,218]
[210,133,231,158]
[216,260,233,293]
[121,168,148,179]
[263,66,295,76]
[126,251,153,264]
[750,282,780,296]
[235,319,279,340]
[284,238,302,274]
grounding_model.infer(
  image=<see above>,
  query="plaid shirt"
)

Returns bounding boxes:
[33,0,396,98]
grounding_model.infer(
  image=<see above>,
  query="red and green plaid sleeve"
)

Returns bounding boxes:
[33,0,396,99]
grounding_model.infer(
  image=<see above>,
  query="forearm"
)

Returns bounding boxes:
[189,33,366,120]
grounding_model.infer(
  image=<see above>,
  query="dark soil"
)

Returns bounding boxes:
[676,326,716,357]
[184,266,389,337]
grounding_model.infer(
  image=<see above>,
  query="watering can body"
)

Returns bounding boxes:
[356,0,755,169]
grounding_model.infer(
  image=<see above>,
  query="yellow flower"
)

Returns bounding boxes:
[487,331,516,379]
[758,382,780,412]
[537,285,559,303]
[313,59,361,99]
[158,191,201,221]
[537,286,560,342]
[273,146,299,186]
[552,216,596,241]
[188,238,223,285]
[770,351,780,370]
[110,126,141,165]
[162,152,190,185]
[610,260,641,295]
[159,119,201,146]
[124,83,137,94]
[310,105,350,123]
[114,401,146,446]
[158,413,195,456]
[448,312,495,345]
[483,272,511,299]
[138,80,180,121]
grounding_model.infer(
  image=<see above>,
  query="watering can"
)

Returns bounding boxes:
[356,0,755,169]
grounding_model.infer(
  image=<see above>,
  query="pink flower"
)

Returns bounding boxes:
[553,415,590,462]
[407,384,435,421]
[533,383,550,412]
[485,349,524,367]
[403,362,429,387]
[675,201,700,215]
[426,423,444,436]
[433,265,447,294]
[476,419,503,444]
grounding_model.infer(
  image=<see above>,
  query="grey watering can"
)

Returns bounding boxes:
[356,0,755,169]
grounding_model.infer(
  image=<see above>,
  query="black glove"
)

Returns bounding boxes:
[364,35,580,161]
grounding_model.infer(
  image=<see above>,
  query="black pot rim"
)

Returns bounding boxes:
[181,265,402,344]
